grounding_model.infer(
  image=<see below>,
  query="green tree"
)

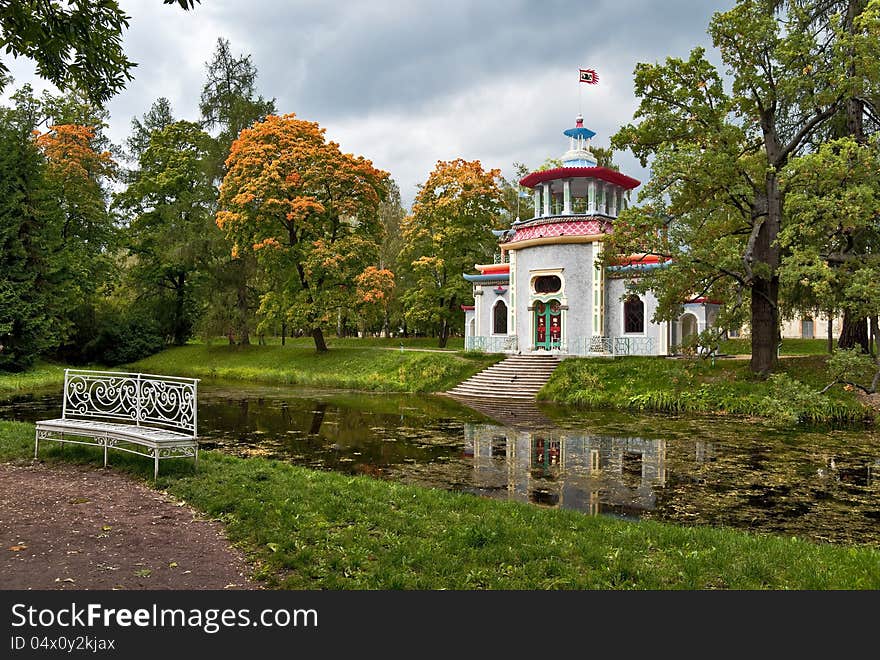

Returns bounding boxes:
[114,121,217,345]
[125,97,175,163]
[216,113,389,352]
[401,158,503,348]
[0,100,62,370]
[198,38,277,345]
[609,0,879,375]
[780,137,880,362]
[377,179,406,337]
[0,1,199,104]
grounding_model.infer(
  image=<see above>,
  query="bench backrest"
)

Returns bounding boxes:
[62,369,199,437]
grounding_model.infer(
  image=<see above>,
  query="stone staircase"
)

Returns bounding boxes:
[445,354,562,401]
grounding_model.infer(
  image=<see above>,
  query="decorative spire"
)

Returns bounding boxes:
[561,114,597,167]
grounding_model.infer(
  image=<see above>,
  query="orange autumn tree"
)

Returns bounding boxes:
[355,265,395,334]
[34,124,117,333]
[401,158,503,347]
[35,124,116,243]
[216,113,389,351]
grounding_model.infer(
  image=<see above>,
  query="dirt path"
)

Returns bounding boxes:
[0,462,256,590]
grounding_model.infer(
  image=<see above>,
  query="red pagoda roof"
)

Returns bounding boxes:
[519,166,640,191]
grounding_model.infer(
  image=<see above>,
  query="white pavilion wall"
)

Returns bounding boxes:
[474,286,510,337]
[511,243,596,351]
[605,278,666,353]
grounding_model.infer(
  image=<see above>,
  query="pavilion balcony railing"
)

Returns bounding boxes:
[465,336,518,353]
[493,252,511,264]
[565,336,657,357]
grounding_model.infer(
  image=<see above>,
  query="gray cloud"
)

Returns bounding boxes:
[7,0,735,208]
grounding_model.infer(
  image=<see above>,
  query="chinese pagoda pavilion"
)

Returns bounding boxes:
[462,114,719,356]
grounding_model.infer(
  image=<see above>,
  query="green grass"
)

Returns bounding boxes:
[719,337,831,356]
[124,343,499,393]
[0,362,69,395]
[4,420,879,590]
[235,335,465,350]
[540,355,871,426]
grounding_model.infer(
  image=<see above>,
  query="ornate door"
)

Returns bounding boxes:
[534,300,562,350]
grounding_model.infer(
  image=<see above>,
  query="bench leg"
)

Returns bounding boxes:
[103,438,108,468]
[33,430,39,460]
[194,445,199,472]
[154,448,159,481]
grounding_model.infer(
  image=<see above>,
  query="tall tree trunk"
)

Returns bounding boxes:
[827,313,834,355]
[438,318,449,349]
[839,308,870,353]
[382,309,390,338]
[336,308,344,338]
[308,403,326,435]
[173,271,187,345]
[749,184,780,376]
[281,322,287,346]
[871,316,880,359]
[312,327,328,352]
[236,280,249,345]
[750,277,778,375]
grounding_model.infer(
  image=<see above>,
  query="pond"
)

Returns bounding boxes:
[3,382,879,547]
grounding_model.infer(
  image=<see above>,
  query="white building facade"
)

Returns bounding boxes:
[464,115,719,357]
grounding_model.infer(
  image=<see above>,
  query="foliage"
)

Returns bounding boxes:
[608,0,880,376]
[0,1,198,104]
[540,356,870,427]
[198,38,277,345]
[216,113,389,352]
[0,84,122,371]
[401,158,503,347]
[0,103,60,370]
[779,137,880,335]
[124,97,175,163]
[114,120,217,345]
[199,37,276,176]
[355,266,395,333]
[78,307,165,366]
[760,373,828,426]
[677,328,725,358]
[821,347,880,394]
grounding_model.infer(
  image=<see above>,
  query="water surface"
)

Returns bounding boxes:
[4,383,878,546]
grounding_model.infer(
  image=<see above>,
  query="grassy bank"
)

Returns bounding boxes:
[125,343,498,393]
[0,363,69,395]
[719,337,830,356]
[3,420,878,589]
[540,355,872,426]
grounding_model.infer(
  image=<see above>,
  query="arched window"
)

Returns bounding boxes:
[623,295,645,334]
[493,301,508,335]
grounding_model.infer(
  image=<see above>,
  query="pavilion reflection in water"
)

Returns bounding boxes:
[463,423,668,517]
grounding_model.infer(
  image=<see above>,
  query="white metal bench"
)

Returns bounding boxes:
[35,369,200,479]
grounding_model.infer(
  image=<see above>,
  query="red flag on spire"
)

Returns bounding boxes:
[579,69,599,84]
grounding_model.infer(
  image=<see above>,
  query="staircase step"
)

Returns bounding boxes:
[446,355,561,400]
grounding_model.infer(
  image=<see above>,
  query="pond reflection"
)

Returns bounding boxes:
[2,383,879,546]
[463,425,667,518]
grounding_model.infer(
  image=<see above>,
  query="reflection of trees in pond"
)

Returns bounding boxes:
[308,403,327,435]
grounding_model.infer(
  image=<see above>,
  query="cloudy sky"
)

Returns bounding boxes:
[6,0,734,209]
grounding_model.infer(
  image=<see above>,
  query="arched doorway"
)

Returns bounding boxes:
[680,313,698,343]
[534,300,562,350]
[468,318,476,337]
